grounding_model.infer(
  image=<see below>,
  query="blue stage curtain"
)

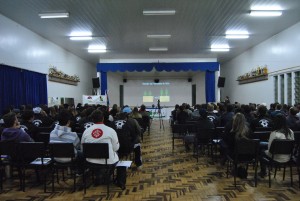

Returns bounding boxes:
[100,71,107,95]
[205,71,216,103]
[0,64,47,116]
[22,70,47,106]
[0,65,23,115]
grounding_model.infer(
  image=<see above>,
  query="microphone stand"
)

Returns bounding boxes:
[157,100,164,130]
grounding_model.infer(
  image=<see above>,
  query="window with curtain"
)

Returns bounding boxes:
[280,74,284,104]
[274,76,278,103]
[287,73,292,106]
[295,71,300,104]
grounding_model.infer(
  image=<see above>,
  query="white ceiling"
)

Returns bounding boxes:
[1,0,300,69]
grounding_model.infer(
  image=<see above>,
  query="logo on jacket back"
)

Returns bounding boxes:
[92,129,103,138]
[259,119,269,127]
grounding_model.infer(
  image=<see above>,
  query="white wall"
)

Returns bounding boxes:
[221,21,300,105]
[0,14,96,105]
[107,72,122,106]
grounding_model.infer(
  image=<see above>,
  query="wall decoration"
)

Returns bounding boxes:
[237,65,268,84]
[48,66,80,85]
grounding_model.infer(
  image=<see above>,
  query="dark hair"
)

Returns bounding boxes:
[273,114,292,138]
[226,104,234,112]
[140,104,146,111]
[22,110,34,121]
[57,109,72,126]
[257,105,267,116]
[90,110,104,123]
[289,107,298,116]
[3,112,17,127]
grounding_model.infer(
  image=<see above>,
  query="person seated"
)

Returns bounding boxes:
[184,109,215,151]
[130,107,142,119]
[118,107,143,169]
[20,110,39,141]
[1,112,33,142]
[176,105,189,124]
[286,107,300,131]
[110,104,119,119]
[251,105,273,131]
[259,114,294,177]
[32,107,54,127]
[220,104,234,127]
[49,109,84,174]
[207,103,220,126]
[81,110,126,190]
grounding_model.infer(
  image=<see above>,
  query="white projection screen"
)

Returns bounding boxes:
[123,79,192,107]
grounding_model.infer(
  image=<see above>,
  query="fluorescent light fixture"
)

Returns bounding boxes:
[147,34,171,39]
[249,10,282,16]
[88,45,106,53]
[225,34,249,39]
[211,48,230,52]
[211,44,230,52]
[143,10,176,15]
[70,36,93,40]
[39,12,69,19]
[149,47,168,51]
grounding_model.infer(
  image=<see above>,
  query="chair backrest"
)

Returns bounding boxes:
[255,127,272,132]
[185,124,197,134]
[235,138,260,157]
[38,126,52,132]
[214,127,225,139]
[269,139,295,156]
[196,128,215,143]
[0,141,18,160]
[19,142,46,160]
[49,143,75,158]
[251,131,271,142]
[82,143,109,159]
[36,132,50,144]
[172,124,187,134]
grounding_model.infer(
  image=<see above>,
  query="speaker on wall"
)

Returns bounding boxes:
[154,79,159,83]
[123,78,127,83]
[92,78,100,88]
[217,77,225,88]
[188,78,192,82]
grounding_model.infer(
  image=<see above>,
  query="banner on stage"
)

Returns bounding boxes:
[82,95,107,105]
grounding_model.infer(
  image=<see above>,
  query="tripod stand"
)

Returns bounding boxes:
[157,100,164,130]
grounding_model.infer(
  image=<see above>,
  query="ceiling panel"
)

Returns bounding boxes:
[0,0,300,67]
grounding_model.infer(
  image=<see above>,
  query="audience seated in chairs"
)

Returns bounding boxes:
[49,109,84,175]
[81,110,127,190]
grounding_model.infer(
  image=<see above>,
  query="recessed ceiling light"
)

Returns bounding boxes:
[143,10,176,15]
[225,34,249,39]
[249,10,282,17]
[147,34,171,39]
[149,47,168,51]
[88,45,106,53]
[38,12,69,19]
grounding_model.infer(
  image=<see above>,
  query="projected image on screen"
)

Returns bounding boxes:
[124,79,192,107]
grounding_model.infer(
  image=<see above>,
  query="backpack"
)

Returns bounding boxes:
[113,120,133,155]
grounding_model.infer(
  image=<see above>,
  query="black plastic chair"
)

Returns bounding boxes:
[49,143,77,192]
[194,128,215,162]
[18,142,52,192]
[172,124,188,150]
[226,139,260,187]
[82,143,114,197]
[0,141,22,191]
[261,139,295,187]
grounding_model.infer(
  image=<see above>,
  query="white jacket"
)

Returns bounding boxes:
[81,123,119,164]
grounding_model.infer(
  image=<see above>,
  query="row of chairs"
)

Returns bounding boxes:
[0,141,112,197]
[226,138,297,188]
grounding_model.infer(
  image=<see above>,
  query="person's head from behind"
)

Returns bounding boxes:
[289,107,298,116]
[276,104,282,110]
[22,110,34,122]
[207,103,214,112]
[90,110,104,123]
[226,104,234,112]
[3,112,18,128]
[57,109,72,126]
[273,114,288,131]
[232,113,248,139]
[140,104,146,111]
[133,107,139,114]
[257,105,267,116]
